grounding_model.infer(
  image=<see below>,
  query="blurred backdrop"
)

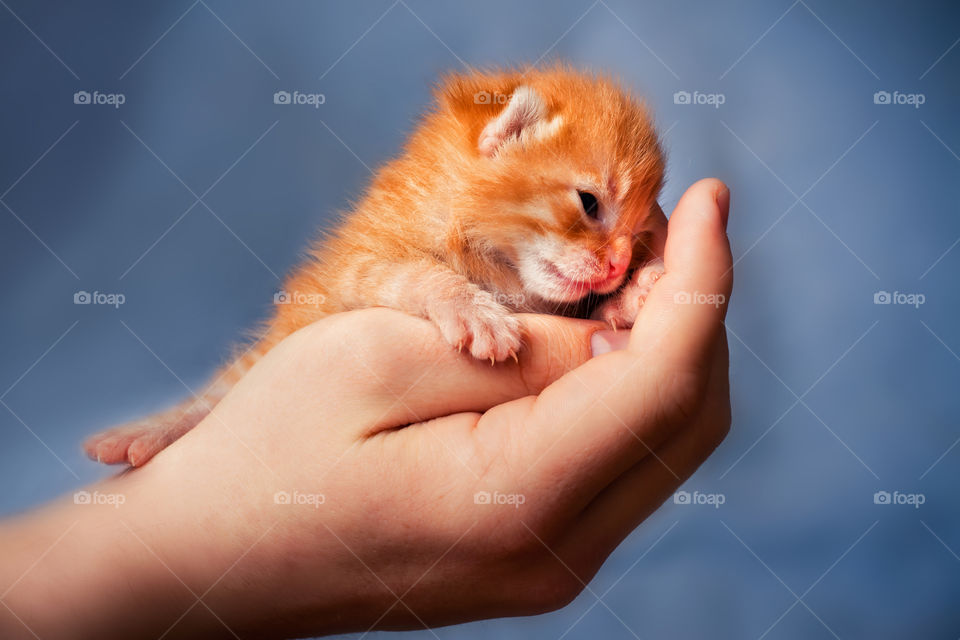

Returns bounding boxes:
[1,1,958,638]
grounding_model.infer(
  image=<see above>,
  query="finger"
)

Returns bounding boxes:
[290,308,607,432]
[630,178,732,373]
[564,330,730,556]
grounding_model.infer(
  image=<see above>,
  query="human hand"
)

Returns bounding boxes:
[0,178,732,640]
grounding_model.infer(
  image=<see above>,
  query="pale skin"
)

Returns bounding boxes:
[0,179,732,640]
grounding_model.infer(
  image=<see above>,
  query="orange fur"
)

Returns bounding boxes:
[84,65,665,466]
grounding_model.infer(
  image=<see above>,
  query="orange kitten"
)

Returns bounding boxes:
[85,66,666,467]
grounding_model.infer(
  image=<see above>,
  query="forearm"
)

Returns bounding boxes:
[0,419,372,640]
[0,467,252,639]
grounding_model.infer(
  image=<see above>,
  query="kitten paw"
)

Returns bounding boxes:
[431,290,522,363]
[592,258,665,329]
[83,405,207,466]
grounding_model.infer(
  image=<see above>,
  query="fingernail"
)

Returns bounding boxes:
[715,184,730,230]
[591,330,630,356]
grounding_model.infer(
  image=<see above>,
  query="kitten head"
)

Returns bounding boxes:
[435,67,665,305]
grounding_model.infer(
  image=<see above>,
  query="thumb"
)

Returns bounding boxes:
[628,178,733,373]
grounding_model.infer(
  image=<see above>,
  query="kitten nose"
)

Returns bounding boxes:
[607,255,629,279]
[607,237,632,279]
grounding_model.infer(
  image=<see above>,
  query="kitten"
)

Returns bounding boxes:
[84,66,666,467]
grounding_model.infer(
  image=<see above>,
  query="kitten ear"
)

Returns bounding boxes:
[477,86,551,157]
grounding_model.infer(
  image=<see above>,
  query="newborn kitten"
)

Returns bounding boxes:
[85,66,666,467]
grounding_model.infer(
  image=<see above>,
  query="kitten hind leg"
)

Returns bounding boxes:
[86,333,282,467]
[84,341,272,466]
[84,395,217,466]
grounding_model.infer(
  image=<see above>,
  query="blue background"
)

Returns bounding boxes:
[1,1,958,638]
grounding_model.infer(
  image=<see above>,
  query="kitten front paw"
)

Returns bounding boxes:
[592,258,665,329]
[430,290,522,363]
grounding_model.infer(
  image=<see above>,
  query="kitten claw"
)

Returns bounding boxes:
[508,350,518,364]
[431,289,522,363]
